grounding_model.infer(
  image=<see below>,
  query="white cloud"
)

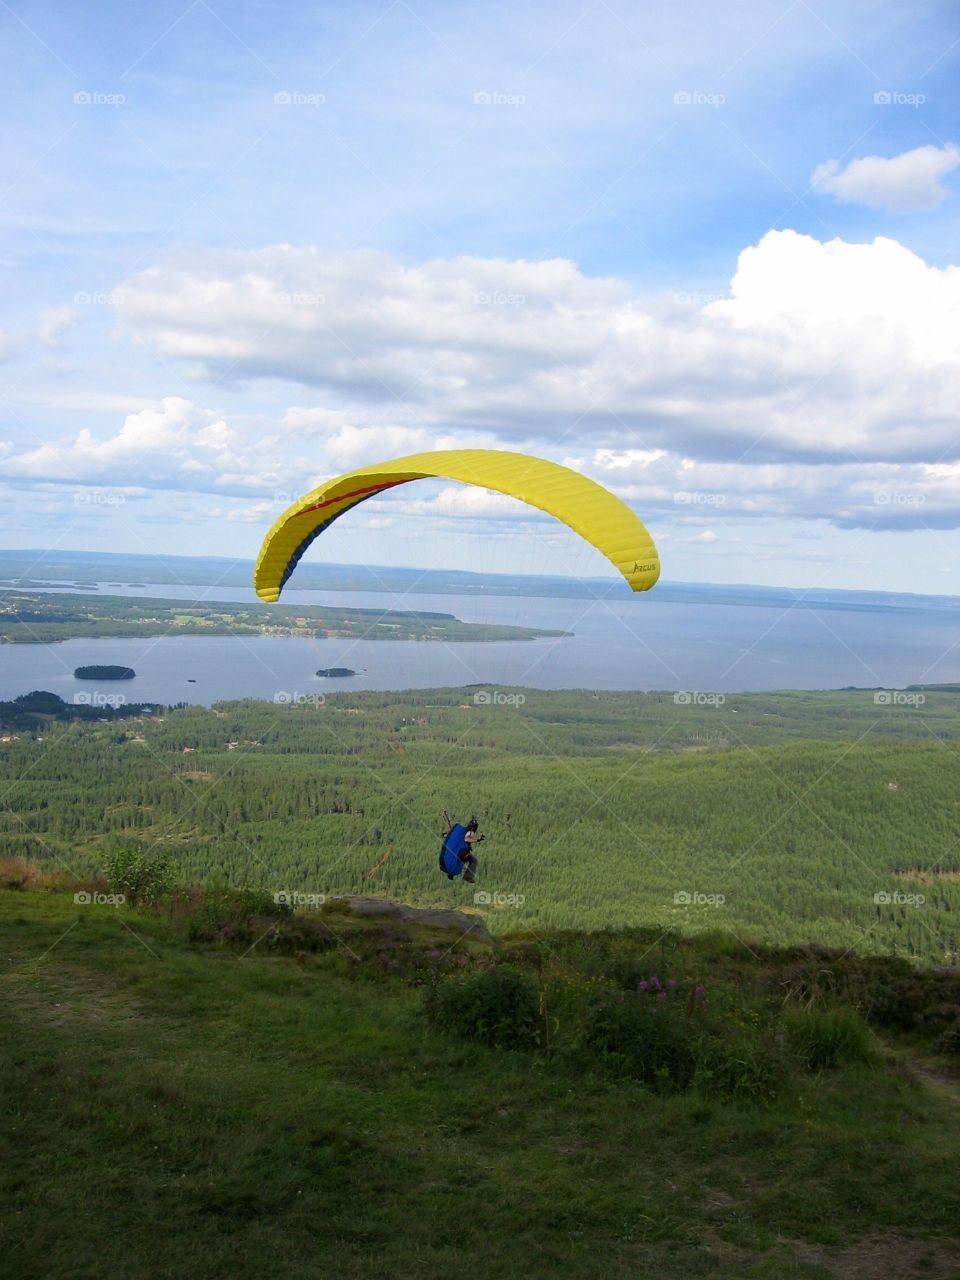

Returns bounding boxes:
[37,306,79,348]
[1,397,270,493]
[323,424,437,469]
[811,144,960,213]
[397,484,530,520]
[6,230,960,534]
[112,233,960,470]
[16,391,159,413]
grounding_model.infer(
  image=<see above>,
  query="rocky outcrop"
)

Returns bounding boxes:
[325,895,490,941]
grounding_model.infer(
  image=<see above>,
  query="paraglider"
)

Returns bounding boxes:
[439,816,484,884]
[254,449,660,602]
[254,449,661,891]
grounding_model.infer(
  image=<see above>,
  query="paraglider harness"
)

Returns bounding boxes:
[439,814,484,882]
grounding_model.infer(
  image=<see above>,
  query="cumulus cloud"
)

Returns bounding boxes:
[397,484,531,521]
[112,233,960,473]
[0,396,282,495]
[7,230,960,533]
[811,144,960,213]
[322,424,439,469]
[582,446,960,532]
[3,395,958,534]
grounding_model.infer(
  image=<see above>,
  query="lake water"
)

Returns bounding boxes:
[2,581,959,705]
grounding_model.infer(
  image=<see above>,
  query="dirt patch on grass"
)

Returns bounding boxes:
[885,1047,960,1105]
[799,1233,960,1279]
[0,954,145,1027]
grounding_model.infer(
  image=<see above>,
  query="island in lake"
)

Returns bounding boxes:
[74,664,136,680]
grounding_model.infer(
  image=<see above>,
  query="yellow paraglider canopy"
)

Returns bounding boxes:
[254,449,660,602]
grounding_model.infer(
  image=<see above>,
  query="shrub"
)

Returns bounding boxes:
[103,849,178,906]
[783,1005,874,1071]
[186,883,290,947]
[246,914,335,955]
[195,884,287,923]
[694,1034,788,1103]
[578,984,701,1092]
[577,980,789,1101]
[424,966,540,1049]
[862,975,928,1032]
[0,856,37,890]
[933,1022,960,1056]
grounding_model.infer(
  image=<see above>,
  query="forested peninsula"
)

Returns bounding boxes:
[0,590,568,644]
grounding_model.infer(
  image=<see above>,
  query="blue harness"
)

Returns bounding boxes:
[439,823,469,878]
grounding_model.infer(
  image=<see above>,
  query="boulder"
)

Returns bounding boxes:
[325,895,490,941]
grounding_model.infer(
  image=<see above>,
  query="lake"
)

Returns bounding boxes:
[2,581,959,705]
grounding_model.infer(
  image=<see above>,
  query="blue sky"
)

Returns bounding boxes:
[2,0,959,592]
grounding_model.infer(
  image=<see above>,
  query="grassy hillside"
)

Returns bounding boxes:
[3,688,960,962]
[3,885,960,1280]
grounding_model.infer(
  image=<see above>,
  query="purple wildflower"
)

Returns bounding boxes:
[638,980,649,991]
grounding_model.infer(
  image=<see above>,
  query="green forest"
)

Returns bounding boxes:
[3,685,960,964]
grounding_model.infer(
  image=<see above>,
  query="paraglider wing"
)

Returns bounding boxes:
[254,449,660,602]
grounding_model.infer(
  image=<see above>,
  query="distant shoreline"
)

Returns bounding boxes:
[2,548,958,614]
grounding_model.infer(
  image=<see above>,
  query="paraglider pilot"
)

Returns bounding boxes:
[439,816,484,884]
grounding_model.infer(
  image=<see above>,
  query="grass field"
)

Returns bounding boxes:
[3,885,960,1280]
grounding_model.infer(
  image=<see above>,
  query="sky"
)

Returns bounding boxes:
[1,0,959,593]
